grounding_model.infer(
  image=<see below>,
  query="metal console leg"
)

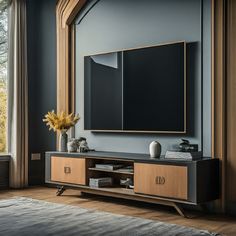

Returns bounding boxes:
[173,203,186,218]
[56,186,66,196]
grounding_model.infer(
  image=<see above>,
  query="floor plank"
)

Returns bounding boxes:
[0,187,235,236]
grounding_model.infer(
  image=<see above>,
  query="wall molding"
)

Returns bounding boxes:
[211,0,227,212]
[226,0,236,212]
[211,0,236,213]
[56,0,87,114]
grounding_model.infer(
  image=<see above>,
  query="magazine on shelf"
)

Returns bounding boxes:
[117,166,134,173]
[95,164,123,170]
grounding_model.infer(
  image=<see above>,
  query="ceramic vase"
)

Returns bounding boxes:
[59,130,68,152]
[149,141,161,158]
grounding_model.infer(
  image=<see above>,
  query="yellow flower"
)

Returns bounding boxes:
[43,110,80,132]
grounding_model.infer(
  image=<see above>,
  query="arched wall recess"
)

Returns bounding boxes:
[56,0,227,212]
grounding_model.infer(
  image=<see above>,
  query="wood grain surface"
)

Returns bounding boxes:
[51,156,86,185]
[134,163,188,200]
[0,187,235,236]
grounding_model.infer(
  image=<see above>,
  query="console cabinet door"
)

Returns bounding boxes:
[51,156,86,185]
[134,163,188,200]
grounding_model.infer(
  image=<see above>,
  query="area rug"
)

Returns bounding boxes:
[0,197,219,236]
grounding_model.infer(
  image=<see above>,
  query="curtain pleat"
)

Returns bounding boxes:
[7,0,28,188]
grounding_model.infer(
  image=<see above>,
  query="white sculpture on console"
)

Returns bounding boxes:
[149,141,161,158]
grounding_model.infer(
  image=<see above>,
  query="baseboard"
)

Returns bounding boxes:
[226,202,236,216]
[28,176,45,186]
[0,161,9,189]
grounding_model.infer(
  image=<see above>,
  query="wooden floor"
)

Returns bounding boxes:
[0,187,235,236]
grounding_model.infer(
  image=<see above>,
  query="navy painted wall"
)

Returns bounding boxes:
[26,0,211,183]
[75,0,212,156]
[26,0,236,216]
[27,0,57,185]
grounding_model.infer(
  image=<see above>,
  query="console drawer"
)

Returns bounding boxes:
[134,163,188,200]
[51,156,86,185]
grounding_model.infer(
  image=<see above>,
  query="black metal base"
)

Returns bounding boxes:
[56,186,66,196]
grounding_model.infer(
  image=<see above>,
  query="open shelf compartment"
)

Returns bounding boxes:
[86,158,134,189]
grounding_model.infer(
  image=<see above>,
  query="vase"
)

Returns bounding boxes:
[59,130,68,152]
[149,141,161,158]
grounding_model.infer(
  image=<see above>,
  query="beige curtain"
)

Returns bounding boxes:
[7,0,28,188]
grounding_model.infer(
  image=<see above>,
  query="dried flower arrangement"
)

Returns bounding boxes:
[43,110,80,132]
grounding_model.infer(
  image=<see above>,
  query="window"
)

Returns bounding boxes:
[0,0,7,153]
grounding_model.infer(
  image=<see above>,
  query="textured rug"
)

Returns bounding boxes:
[0,197,219,236]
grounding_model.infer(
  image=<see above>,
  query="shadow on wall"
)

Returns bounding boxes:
[89,42,199,139]
[187,42,199,138]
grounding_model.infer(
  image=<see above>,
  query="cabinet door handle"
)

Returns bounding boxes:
[155,176,165,185]
[64,167,71,174]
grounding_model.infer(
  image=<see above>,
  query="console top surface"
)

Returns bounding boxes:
[46,151,215,164]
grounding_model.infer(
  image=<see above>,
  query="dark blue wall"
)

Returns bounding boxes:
[26,0,211,183]
[25,0,236,216]
[75,0,212,156]
[27,0,57,185]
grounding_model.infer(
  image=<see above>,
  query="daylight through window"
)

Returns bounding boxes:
[0,0,8,153]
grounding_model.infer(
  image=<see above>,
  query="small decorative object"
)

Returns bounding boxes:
[120,178,133,189]
[179,139,190,152]
[67,138,78,153]
[149,141,161,158]
[77,137,87,150]
[179,139,198,152]
[43,110,80,152]
[67,137,87,153]
[78,140,89,153]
